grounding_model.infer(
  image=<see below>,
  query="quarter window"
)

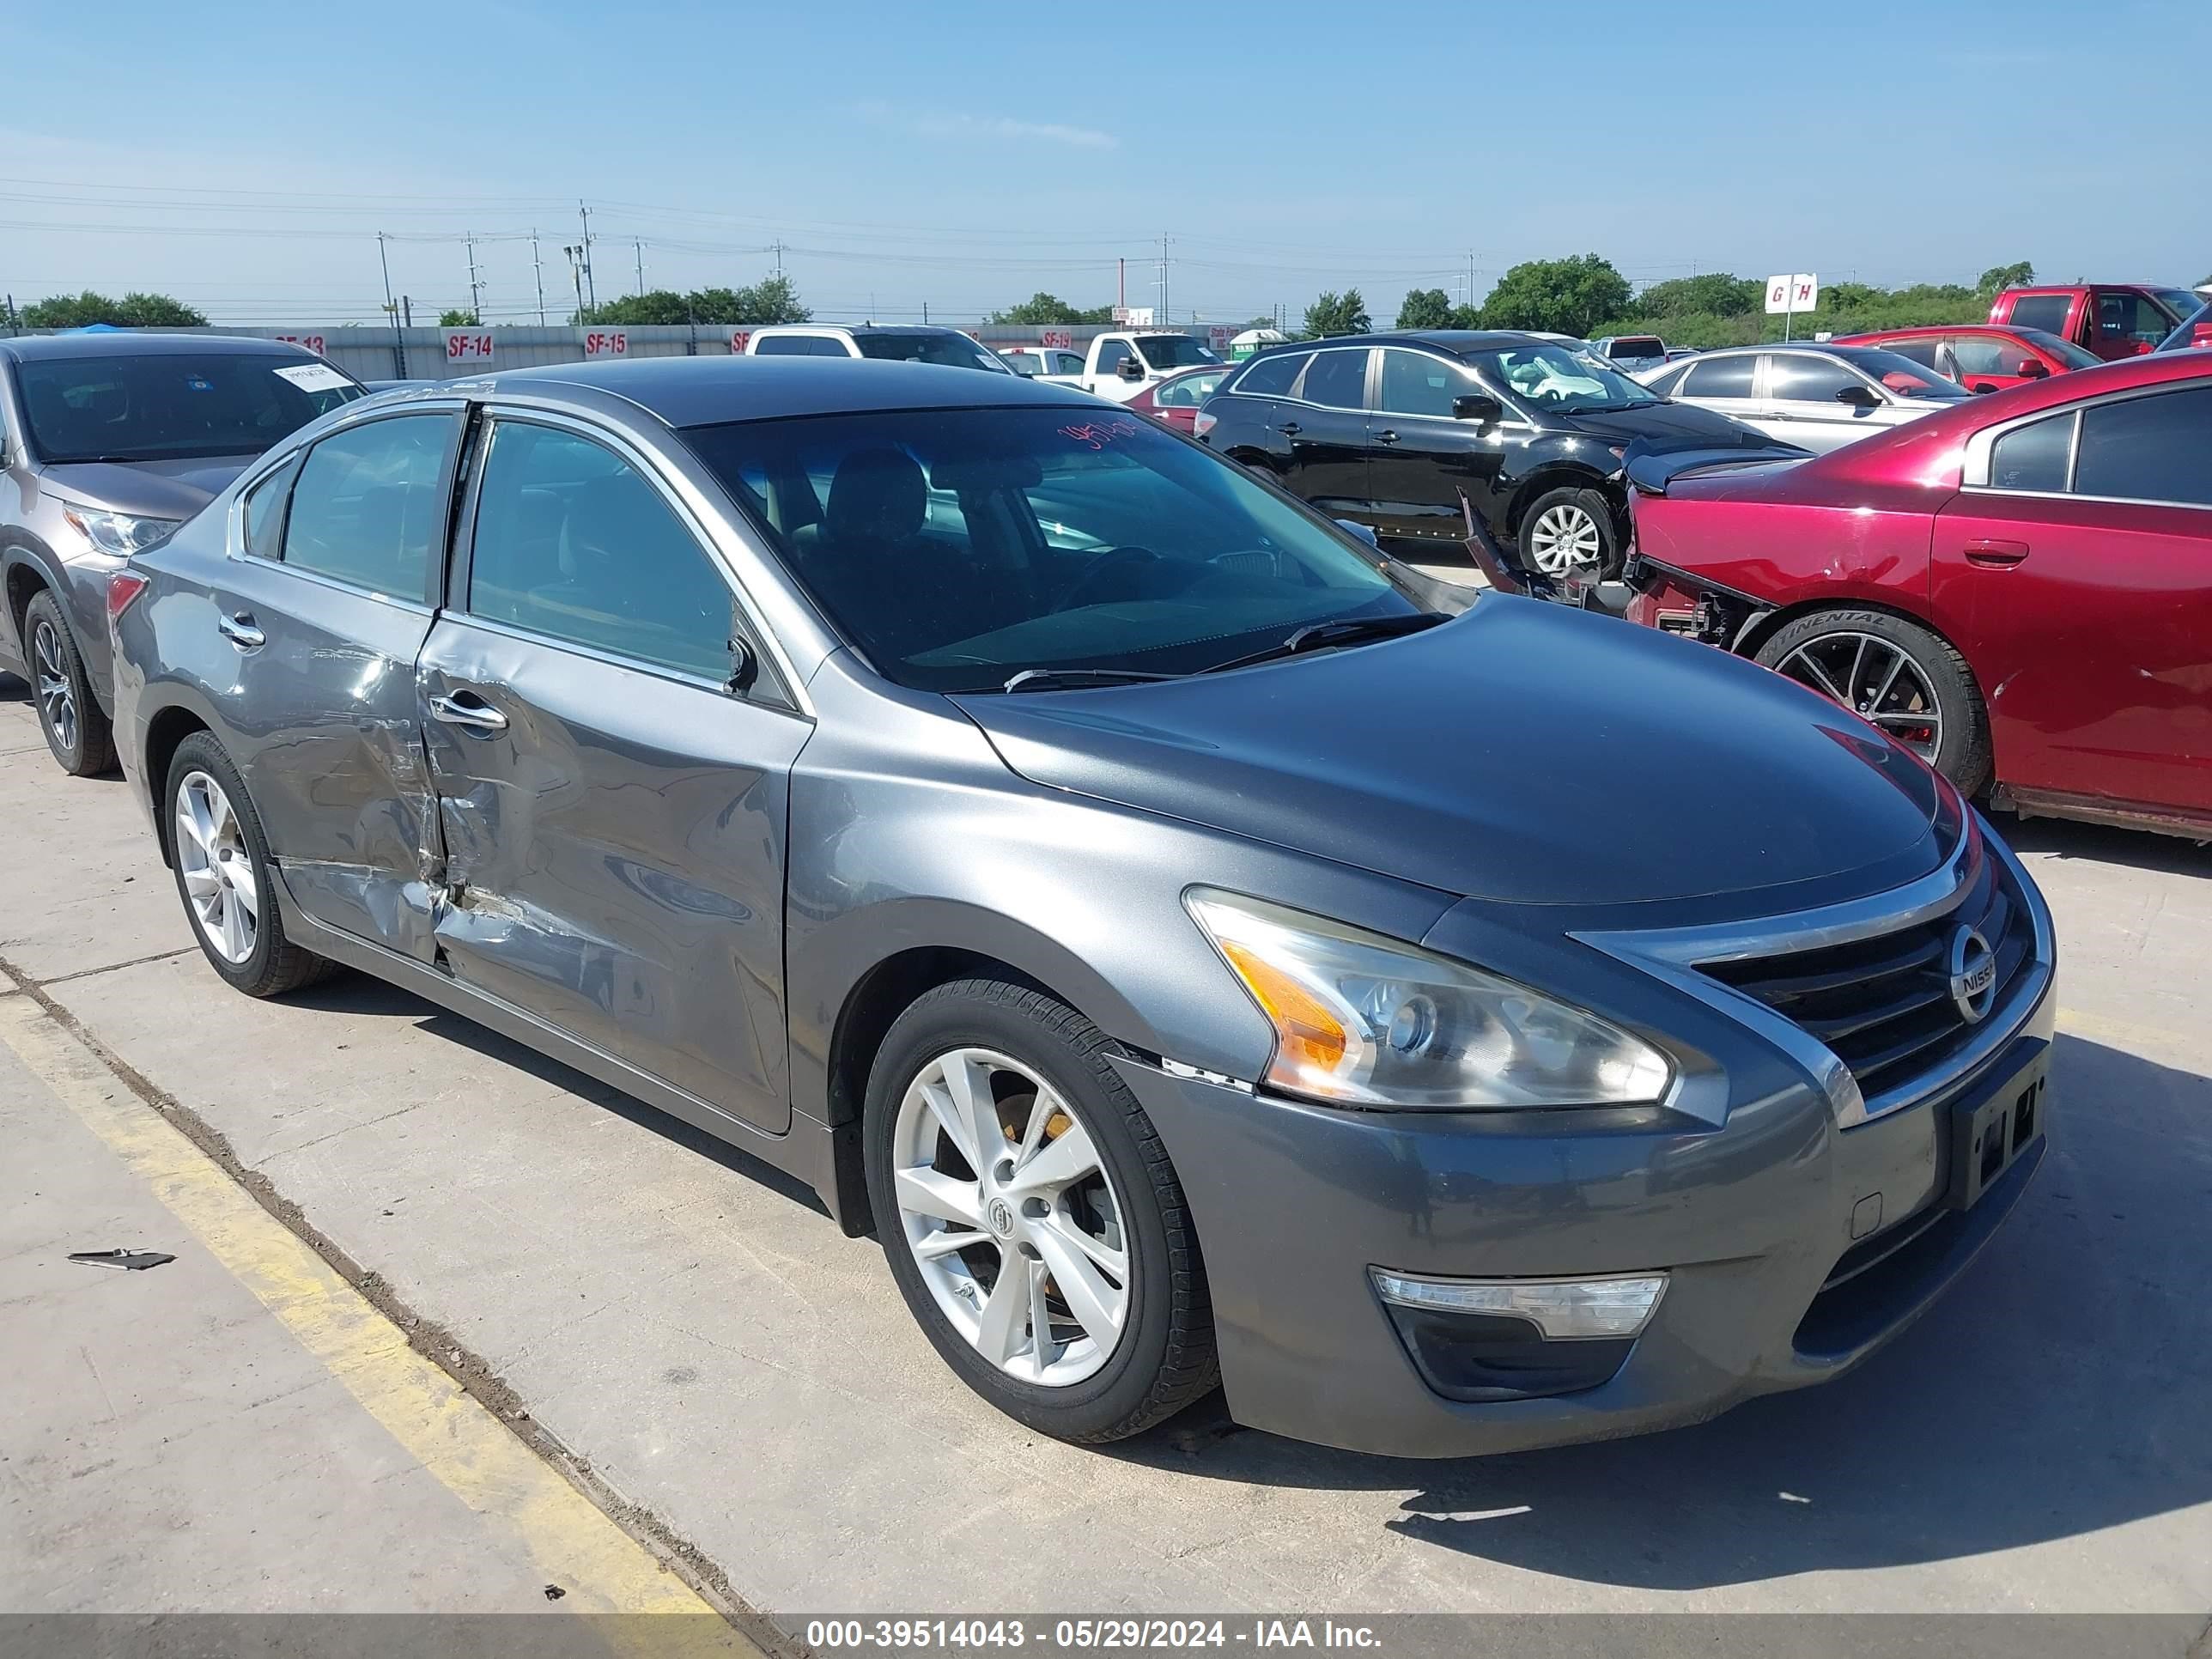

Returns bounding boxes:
[2072,387,2212,507]
[243,455,301,561]
[1297,348,1369,410]
[1680,356,1757,398]
[1377,350,1463,417]
[280,415,454,599]
[1988,411,2075,493]
[467,422,738,679]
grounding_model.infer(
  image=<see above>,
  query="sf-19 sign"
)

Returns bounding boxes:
[584,331,629,359]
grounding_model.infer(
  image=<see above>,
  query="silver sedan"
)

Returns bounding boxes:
[1642,343,1971,453]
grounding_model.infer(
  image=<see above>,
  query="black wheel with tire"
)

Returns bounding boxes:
[164,732,337,998]
[1753,609,1992,795]
[23,589,115,776]
[1518,484,1620,578]
[863,978,1218,1443]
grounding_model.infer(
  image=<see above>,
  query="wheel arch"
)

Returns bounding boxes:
[143,702,216,866]
[1504,461,1620,541]
[3,546,59,649]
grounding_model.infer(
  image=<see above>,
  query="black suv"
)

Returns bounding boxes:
[1196,330,1765,576]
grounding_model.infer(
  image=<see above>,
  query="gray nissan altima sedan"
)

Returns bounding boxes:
[109,358,2055,1456]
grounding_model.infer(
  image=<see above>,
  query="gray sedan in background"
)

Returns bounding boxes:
[109,359,2053,1456]
[1643,343,1971,453]
[0,331,363,773]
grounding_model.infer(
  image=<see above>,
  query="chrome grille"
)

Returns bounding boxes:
[1697,852,2033,1099]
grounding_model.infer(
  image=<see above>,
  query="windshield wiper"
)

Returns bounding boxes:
[1202,611,1451,675]
[1000,667,1181,693]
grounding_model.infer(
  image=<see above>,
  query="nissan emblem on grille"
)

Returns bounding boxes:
[1948,925,1998,1024]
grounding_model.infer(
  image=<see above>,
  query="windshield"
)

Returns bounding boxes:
[1480,343,1656,411]
[2015,329,2103,370]
[2152,289,2198,325]
[856,333,1008,373]
[1133,335,1222,371]
[17,352,365,465]
[683,406,1421,693]
[1838,348,1971,400]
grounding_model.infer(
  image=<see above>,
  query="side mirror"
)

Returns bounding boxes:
[1452,392,1503,428]
[1834,383,1882,409]
[2014,359,2051,380]
[1972,383,1998,395]
[726,636,758,696]
[1115,356,1144,381]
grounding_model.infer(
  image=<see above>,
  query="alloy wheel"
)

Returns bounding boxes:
[891,1047,1129,1387]
[174,770,259,965]
[1775,631,1942,762]
[1526,503,1605,574]
[31,619,76,756]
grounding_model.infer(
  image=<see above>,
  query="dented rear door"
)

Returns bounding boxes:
[416,411,806,1134]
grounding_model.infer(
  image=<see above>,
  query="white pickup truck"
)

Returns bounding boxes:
[1025,331,1225,402]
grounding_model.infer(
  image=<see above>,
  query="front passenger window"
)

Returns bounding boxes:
[282,415,454,599]
[1378,351,1462,417]
[466,422,738,681]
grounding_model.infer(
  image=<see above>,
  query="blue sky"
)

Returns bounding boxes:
[3,0,2203,326]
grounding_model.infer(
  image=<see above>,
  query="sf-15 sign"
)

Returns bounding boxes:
[584,330,629,359]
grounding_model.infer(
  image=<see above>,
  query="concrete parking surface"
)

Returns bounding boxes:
[2,646,2209,1634]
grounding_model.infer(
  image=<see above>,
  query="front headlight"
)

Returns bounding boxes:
[61,503,181,557]
[1186,889,1673,1110]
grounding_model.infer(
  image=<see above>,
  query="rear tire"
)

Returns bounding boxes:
[1754,609,1992,795]
[164,732,337,998]
[24,590,114,776]
[863,979,1218,1444]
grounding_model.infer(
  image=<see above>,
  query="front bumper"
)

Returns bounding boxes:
[1115,831,2056,1459]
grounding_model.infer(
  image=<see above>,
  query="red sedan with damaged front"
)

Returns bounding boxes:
[1626,351,2212,839]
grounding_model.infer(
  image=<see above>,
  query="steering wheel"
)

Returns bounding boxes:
[1057,545,1161,610]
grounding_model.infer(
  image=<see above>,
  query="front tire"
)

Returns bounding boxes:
[1519,485,1620,577]
[1754,609,1992,794]
[863,979,1218,1443]
[164,732,337,998]
[24,589,114,776]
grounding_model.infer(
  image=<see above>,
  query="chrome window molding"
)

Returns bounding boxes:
[1571,811,2056,1130]
[1961,382,2212,511]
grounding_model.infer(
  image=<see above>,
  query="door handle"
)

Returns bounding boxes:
[1374,428,1401,445]
[1964,538,2031,568]
[1277,421,1302,436]
[428,691,509,734]
[216,611,264,650]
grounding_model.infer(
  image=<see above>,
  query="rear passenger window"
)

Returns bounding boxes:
[1233,352,1309,397]
[2073,387,2212,507]
[1682,356,1757,398]
[1765,356,1861,403]
[466,422,737,680]
[280,415,453,599]
[1297,349,1369,409]
[1989,412,2075,493]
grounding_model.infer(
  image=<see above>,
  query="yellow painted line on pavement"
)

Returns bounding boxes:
[0,994,756,1653]
[2058,1004,2199,1057]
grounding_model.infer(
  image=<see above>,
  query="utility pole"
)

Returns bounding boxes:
[921,300,928,324]
[634,238,646,297]
[402,295,412,329]
[562,245,586,319]
[377,232,406,378]
[1159,233,1170,323]
[465,233,483,324]
[531,230,547,325]
[1468,251,1476,315]
[771,240,785,276]
[577,202,597,312]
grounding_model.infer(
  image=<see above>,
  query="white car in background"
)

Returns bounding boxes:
[1640,343,1972,453]
[999,346,1088,381]
[744,325,1014,373]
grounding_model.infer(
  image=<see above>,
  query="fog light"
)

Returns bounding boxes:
[1370,1270,1667,1338]
[1370,1270,1667,1403]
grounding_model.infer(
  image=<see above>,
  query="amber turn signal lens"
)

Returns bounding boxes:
[1218,940,1346,1071]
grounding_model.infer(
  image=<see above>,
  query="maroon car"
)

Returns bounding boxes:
[1123,363,1230,434]
[1625,351,2212,839]
[1838,324,2102,395]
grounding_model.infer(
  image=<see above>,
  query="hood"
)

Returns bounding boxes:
[39,455,258,520]
[1567,399,1764,446]
[953,598,1951,909]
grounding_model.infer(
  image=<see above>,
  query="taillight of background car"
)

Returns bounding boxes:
[1192,409,1217,439]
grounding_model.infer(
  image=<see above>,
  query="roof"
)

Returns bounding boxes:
[1836,325,2029,341]
[1240,330,1550,362]
[0,331,319,362]
[489,355,1098,428]
[750,323,975,337]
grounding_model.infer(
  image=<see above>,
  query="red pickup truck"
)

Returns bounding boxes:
[1987,284,2200,360]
